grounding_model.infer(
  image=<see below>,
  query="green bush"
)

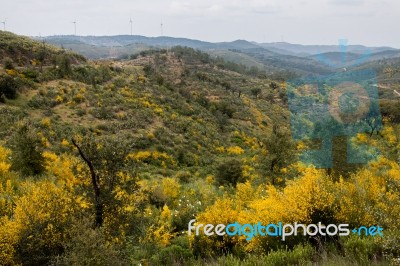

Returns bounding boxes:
[53,218,128,266]
[150,244,194,266]
[215,159,244,187]
[55,53,72,78]
[343,235,383,264]
[11,124,46,177]
[263,244,315,266]
[3,58,15,70]
[0,74,19,101]
[213,101,236,118]
[22,68,39,82]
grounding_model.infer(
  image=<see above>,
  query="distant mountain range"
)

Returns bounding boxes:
[37,35,400,76]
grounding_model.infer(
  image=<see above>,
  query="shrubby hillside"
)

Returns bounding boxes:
[1,32,400,265]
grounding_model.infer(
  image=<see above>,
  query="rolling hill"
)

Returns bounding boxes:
[39,34,400,78]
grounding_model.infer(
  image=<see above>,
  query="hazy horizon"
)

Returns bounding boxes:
[31,34,397,49]
[1,0,399,48]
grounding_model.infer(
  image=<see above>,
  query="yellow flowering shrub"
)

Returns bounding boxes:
[5,69,18,76]
[194,168,336,252]
[0,217,18,265]
[233,131,260,150]
[41,118,51,127]
[0,179,15,217]
[61,139,70,147]
[0,145,11,175]
[43,152,86,188]
[335,158,400,227]
[356,133,368,144]
[161,177,181,200]
[227,146,245,155]
[249,168,335,226]
[55,95,63,103]
[0,181,79,265]
[215,146,225,153]
[127,151,176,167]
[381,126,397,145]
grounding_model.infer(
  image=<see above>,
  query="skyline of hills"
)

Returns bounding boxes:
[40,34,399,55]
[36,34,400,77]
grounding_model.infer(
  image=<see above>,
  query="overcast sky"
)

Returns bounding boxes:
[1,0,399,47]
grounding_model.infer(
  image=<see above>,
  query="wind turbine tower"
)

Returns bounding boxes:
[72,20,77,36]
[129,17,133,35]
[1,19,6,31]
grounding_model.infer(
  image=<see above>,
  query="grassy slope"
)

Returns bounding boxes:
[0,30,86,67]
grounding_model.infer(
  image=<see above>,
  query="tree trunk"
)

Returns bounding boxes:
[72,139,103,227]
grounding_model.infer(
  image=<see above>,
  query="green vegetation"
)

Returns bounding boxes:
[1,32,400,265]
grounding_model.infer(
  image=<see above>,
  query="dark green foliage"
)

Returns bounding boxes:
[11,124,46,176]
[0,74,19,101]
[170,46,211,64]
[97,65,113,83]
[56,53,72,78]
[262,244,315,266]
[35,42,48,71]
[270,81,279,90]
[215,158,244,187]
[251,88,262,98]
[72,133,138,228]
[213,100,236,118]
[214,56,266,76]
[279,90,288,104]
[71,64,113,86]
[262,125,296,184]
[380,99,400,123]
[143,64,154,76]
[22,68,39,82]
[53,218,128,266]
[156,74,164,86]
[343,235,383,264]
[3,57,15,70]
[152,244,194,266]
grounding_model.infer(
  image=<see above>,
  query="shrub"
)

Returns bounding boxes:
[263,244,315,266]
[213,101,236,118]
[53,217,128,266]
[343,235,383,264]
[0,74,19,101]
[3,58,15,70]
[251,88,262,98]
[150,244,194,266]
[22,68,39,82]
[0,181,79,265]
[55,53,72,78]
[215,159,244,187]
[3,57,15,70]
[175,171,192,183]
[11,124,46,176]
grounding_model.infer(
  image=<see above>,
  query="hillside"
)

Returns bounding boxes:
[1,33,400,265]
[259,42,397,56]
[41,35,400,78]
[0,31,86,67]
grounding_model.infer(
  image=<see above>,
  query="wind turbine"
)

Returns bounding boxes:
[72,20,77,36]
[129,17,133,35]
[1,19,6,31]
[160,20,163,36]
